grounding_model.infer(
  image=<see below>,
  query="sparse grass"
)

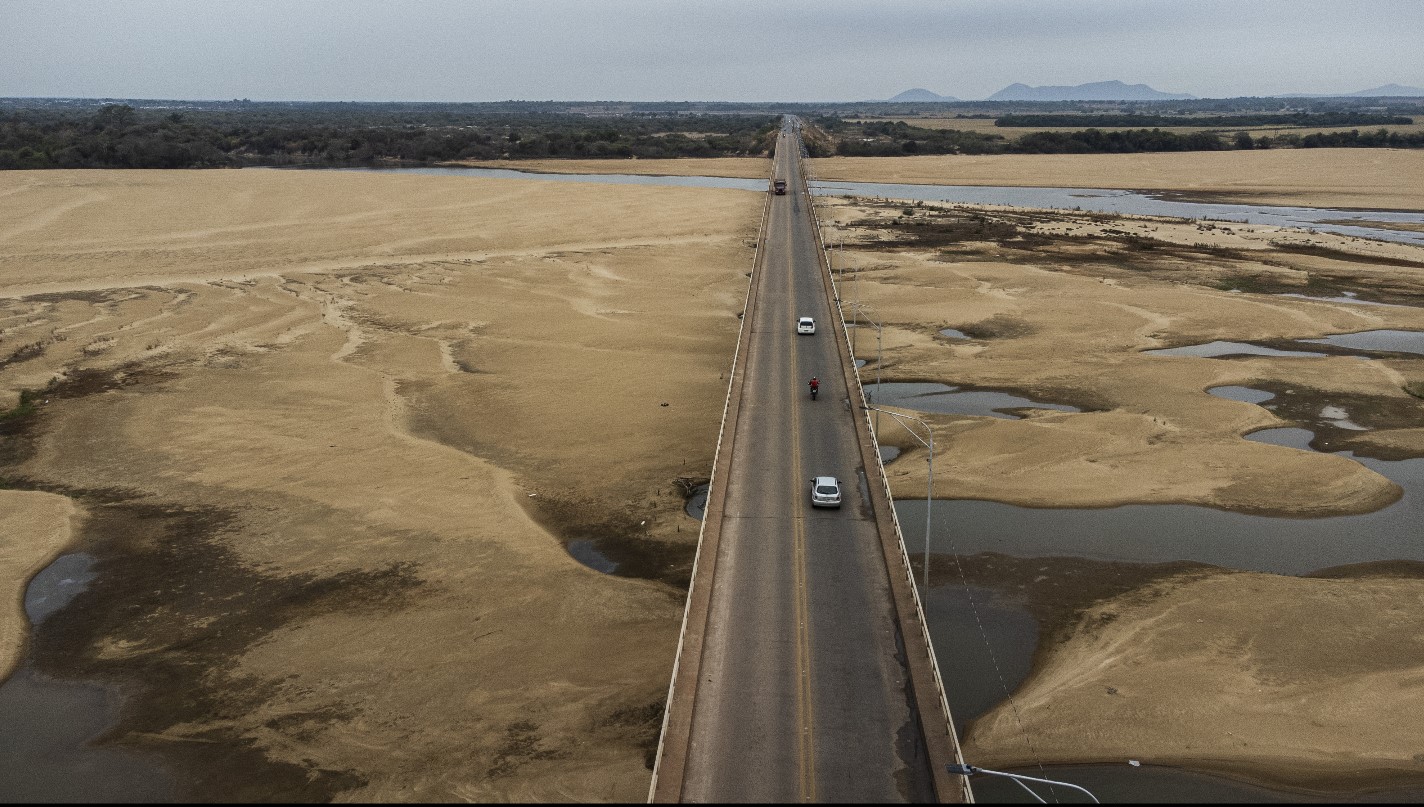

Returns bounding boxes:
[0,388,39,422]
[1212,275,1273,293]
[961,314,1034,340]
[0,341,45,370]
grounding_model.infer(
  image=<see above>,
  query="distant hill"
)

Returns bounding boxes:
[1276,84,1424,98]
[988,80,1196,101]
[1346,84,1424,97]
[887,88,960,102]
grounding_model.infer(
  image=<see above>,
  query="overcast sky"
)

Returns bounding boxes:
[4,0,1421,102]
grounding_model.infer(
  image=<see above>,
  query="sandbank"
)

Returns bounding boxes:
[825,198,1424,515]
[0,169,760,800]
[0,491,77,678]
[452,156,771,180]
[808,148,1424,211]
[965,568,1424,791]
[816,191,1424,792]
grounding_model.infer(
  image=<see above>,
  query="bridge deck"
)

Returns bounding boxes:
[651,120,969,803]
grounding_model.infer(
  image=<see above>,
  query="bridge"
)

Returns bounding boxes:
[649,119,973,803]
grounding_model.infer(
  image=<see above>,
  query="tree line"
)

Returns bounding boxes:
[6,99,1422,168]
[0,103,778,169]
[818,118,1424,156]
[996,112,1413,128]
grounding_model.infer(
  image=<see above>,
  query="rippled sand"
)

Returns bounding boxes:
[817,191,1424,792]
[0,169,760,800]
[808,148,1424,211]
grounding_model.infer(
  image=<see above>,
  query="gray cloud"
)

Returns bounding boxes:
[3,0,1421,101]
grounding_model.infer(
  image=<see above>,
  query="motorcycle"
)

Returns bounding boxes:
[809,384,819,401]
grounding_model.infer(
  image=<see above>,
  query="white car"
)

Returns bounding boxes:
[797,316,816,335]
[810,476,842,508]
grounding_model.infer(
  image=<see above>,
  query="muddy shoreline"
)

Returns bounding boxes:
[0,170,758,800]
[6,160,1424,799]
[830,190,1424,795]
[926,550,1424,796]
[2,375,398,799]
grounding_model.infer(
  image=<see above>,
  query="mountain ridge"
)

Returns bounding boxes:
[1276,83,1424,98]
[988,80,1195,101]
[884,81,1424,102]
[886,88,961,102]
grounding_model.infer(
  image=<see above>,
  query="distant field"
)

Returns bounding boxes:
[850,116,1424,141]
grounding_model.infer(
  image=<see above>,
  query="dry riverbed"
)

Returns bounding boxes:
[817,192,1424,792]
[453,157,772,180]
[0,169,760,801]
[8,152,1423,799]
[810,148,1424,211]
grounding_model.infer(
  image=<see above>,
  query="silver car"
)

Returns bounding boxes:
[810,476,841,508]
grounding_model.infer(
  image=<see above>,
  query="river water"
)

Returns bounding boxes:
[343,166,1424,246]
[890,379,1424,801]
[0,553,173,801]
[808,180,1424,246]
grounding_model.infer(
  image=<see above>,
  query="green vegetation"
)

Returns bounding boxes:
[0,388,39,423]
[0,342,44,369]
[817,117,1424,156]
[5,95,1423,167]
[997,112,1413,128]
[0,100,778,169]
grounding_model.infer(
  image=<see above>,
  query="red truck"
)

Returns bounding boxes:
[772,179,787,195]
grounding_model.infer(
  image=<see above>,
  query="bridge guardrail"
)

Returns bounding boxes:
[647,150,777,803]
[801,161,973,803]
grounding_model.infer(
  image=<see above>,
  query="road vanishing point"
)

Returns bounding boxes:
[649,119,972,803]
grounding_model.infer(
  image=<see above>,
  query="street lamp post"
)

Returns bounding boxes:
[850,245,858,331]
[945,764,1100,804]
[850,303,882,435]
[865,406,934,590]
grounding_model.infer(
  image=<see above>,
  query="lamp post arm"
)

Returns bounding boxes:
[864,406,928,449]
[945,764,1101,804]
[864,406,935,589]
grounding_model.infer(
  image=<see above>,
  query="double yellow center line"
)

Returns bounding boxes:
[782,177,817,802]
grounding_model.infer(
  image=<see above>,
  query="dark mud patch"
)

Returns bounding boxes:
[17,289,123,306]
[924,552,1216,648]
[524,493,696,589]
[0,341,46,370]
[956,314,1034,341]
[1246,380,1424,460]
[921,553,1215,733]
[487,719,570,779]
[1210,252,1424,306]
[1305,559,1424,580]
[594,700,665,770]
[855,203,1424,306]
[850,203,1063,252]
[1252,335,1424,361]
[1,364,178,470]
[859,213,1025,248]
[4,479,424,802]
[401,381,700,587]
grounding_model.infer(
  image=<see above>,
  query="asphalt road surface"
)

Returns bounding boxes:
[679,121,937,802]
